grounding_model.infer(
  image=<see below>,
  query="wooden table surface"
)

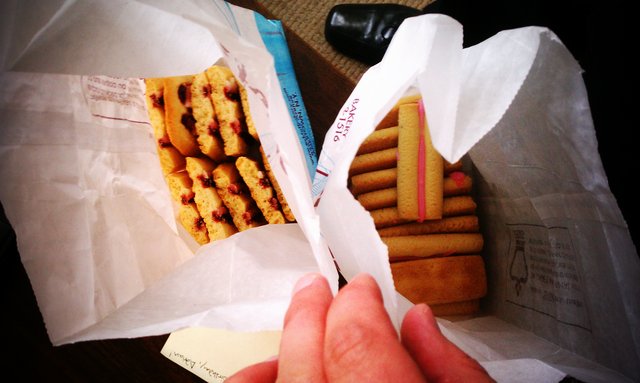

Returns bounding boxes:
[1,1,353,381]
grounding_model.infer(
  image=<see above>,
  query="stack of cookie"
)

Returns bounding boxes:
[349,95,487,316]
[144,65,295,245]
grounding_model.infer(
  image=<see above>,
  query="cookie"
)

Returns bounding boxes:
[212,162,265,231]
[144,78,186,175]
[429,299,481,317]
[178,202,210,245]
[356,173,474,210]
[236,156,286,224]
[356,126,399,155]
[445,160,463,174]
[383,233,484,261]
[349,148,398,176]
[396,101,443,221]
[375,94,422,130]
[442,196,477,217]
[355,187,397,210]
[444,172,472,196]
[239,82,259,142]
[144,78,169,141]
[205,66,249,156]
[163,75,200,156]
[377,215,479,237]
[186,157,238,241]
[165,171,195,205]
[191,71,226,162]
[370,197,477,229]
[391,255,487,313]
[368,207,410,229]
[260,147,295,222]
[350,168,397,196]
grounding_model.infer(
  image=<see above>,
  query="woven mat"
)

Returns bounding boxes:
[260,0,432,83]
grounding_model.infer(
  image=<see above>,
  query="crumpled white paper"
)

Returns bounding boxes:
[313,14,640,383]
[2,2,639,381]
[0,0,338,346]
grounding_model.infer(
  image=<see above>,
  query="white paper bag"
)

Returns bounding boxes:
[0,0,338,345]
[313,14,640,382]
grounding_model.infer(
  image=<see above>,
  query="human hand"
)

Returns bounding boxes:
[226,272,494,382]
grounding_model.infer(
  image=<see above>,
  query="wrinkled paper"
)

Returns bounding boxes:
[313,15,639,383]
[1,2,639,382]
[0,0,338,346]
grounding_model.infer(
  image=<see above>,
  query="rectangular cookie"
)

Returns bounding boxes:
[205,66,248,156]
[163,75,200,157]
[165,171,195,205]
[383,233,484,261]
[429,299,481,317]
[356,126,399,155]
[178,202,210,245]
[377,215,479,237]
[144,78,186,175]
[356,174,473,210]
[349,168,397,196]
[186,157,237,241]
[239,81,259,142]
[191,71,226,163]
[236,156,286,224]
[396,101,443,221]
[370,197,477,229]
[375,94,422,130]
[391,255,487,311]
[212,162,265,231]
[349,147,398,176]
[260,147,295,222]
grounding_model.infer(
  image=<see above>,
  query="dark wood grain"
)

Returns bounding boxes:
[0,1,355,381]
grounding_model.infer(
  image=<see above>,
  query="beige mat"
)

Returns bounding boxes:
[260,1,432,83]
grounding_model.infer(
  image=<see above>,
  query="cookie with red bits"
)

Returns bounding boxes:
[163,75,200,157]
[144,78,186,175]
[191,72,226,163]
[165,171,195,206]
[205,66,249,156]
[236,156,286,225]
[185,157,237,241]
[178,202,210,245]
[259,147,295,222]
[212,162,265,231]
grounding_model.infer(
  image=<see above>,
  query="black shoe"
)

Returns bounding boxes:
[325,3,422,65]
[324,1,573,64]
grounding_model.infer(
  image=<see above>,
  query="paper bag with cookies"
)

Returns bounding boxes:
[313,14,639,382]
[0,0,337,346]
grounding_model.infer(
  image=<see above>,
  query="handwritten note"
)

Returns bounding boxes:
[161,327,281,382]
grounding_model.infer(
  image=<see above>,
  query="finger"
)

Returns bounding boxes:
[401,303,495,382]
[324,273,425,382]
[277,272,333,382]
[225,360,278,383]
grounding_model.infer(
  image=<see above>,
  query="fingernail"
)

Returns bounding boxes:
[350,272,375,285]
[415,303,440,333]
[292,272,320,294]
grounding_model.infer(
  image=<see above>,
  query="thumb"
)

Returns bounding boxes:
[401,304,495,383]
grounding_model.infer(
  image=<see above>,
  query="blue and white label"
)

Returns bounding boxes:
[254,13,317,179]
